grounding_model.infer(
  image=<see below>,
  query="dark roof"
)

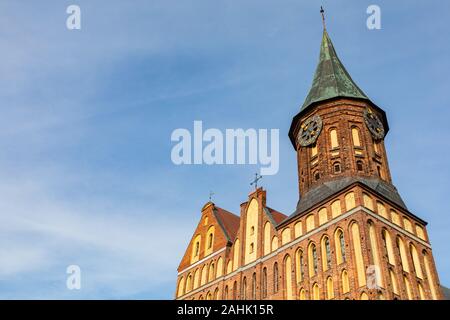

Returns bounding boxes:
[213,206,240,242]
[302,29,369,112]
[265,207,287,225]
[283,176,413,225]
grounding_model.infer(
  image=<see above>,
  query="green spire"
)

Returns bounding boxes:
[301,29,369,110]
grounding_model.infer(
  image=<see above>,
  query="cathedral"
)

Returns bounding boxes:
[175,21,443,300]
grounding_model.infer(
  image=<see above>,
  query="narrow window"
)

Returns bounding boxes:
[252,273,257,300]
[352,127,361,147]
[357,160,364,172]
[314,171,320,181]
[262,268,268,298]
[330,129,339,149]
[334,162,341,174]
[242,277,247,300]
[194,241,200,256]
[208,233,213,249]
[273,263,279,293]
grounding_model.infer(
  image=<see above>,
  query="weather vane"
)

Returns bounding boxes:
[209,191,215,202]
[320,6,326,30]
[250,173,263,190]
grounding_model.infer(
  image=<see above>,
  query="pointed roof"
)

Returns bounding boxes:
[301,29,369,111]
[213,206,240,242]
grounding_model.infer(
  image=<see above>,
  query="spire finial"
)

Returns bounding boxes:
[209,191,214,202]
[320,6,326,30]
[250,173,263,190]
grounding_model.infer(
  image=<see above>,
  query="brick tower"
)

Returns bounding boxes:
[175,22,443,301]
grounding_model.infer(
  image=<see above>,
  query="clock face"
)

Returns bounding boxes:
[297,115,323,147]
[364,108,385,140]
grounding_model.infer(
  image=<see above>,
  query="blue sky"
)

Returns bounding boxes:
[0,0,449,299]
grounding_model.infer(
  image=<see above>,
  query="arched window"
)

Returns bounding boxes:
[281,228,291,245]
[249,243,254,253]
[177,276,185,297]
[250,226,255,235]
[403,218,413,233]
[263,222,271,255]
[330,129,339,149]
[201,264,207,285]
[191,234,202,264]
[423,250,438,300]
[241,277,247,300]
[341,269,350,293]
[345,192,356,210]
[368,221,383,287]
[352,127,361,147]
[416,225,426,240]
[216,257,223,277]
[382,229,395,265]
[389,269,399,295]
[208,233,213,248]
[308,243,318,277]
[206,292,212,300]
[360,292,369,300]
[294,221,303,238]
[299,288,306,300]
[193,268,200,289]
[252,273,257,300]
[226,260,233,274]
[363,193,374,210]
[233,281,237,300]
[284,255,293,300]
[306,214,315,232]
[326,276,334,299]
[390,210,400,225]
[331,199,342,218]
[205,226,215,256]
[214,288,219,300]
[262,267,268,298]
[418,282,426,300]
[273,262,279,293]
[356,160,364,172]
[312,283,320,300]
[224,286,229,300]
[333,161,341,174]
[321,236,331,271]
[377,202,387,219]
[404,276,413,300]
[410,244,423,279]
[318,208,328,225]
[335,229,346,264]
[233,239,240,271]
[295,249,304,283]
[351,222,366,287]
[271,236,279,251]
[208,263,215,282]
[396,237,410,272]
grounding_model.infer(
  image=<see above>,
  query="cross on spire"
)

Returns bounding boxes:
[320,6,326,30]
[209,191,215,202]
[250,173,263,190]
